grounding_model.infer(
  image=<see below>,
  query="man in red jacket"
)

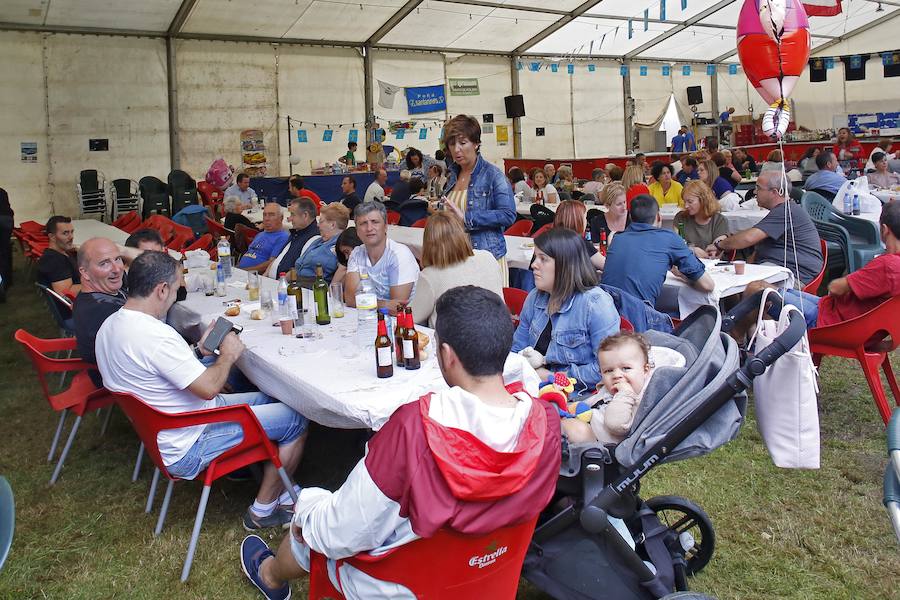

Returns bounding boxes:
[241,286,562,599]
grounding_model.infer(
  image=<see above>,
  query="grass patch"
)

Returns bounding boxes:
[0,252,897,599]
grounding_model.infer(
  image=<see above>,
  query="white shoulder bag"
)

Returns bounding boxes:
[748,288,821,469]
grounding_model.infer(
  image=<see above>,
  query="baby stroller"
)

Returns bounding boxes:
[524,292,807,599]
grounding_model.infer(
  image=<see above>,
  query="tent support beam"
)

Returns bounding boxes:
[367,0,424,45]
[710,69,720,122]
[622,63,633,154]
[513,0,606,55]
[166,37,179,170]
[510,56,522,159]
[804,8,900,56]
[624,0,737,59]
[168,0,199,36]
[363,45,374,143]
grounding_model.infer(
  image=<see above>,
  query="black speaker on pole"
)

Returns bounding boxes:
[686,86,704,105]
[504,94,525,118]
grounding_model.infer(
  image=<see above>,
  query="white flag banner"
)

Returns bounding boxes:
[377,79,402,109]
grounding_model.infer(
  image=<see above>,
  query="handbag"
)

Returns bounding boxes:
[748,288,821,469]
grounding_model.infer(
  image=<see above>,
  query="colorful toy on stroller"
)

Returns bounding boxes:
[524,292,807,599]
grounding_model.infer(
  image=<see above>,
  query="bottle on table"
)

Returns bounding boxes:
[677,220,686,240]
[215,262,226,297]
[287,268,303,324]
[276,272,290,325]
[217,237,232,279]
[375,309,394,379]
[394,303,407,367]
[314,264,331,325]
[599,230,608,256]
[402,306,420,370]
[355,271,378,351]
[851,193,860,216]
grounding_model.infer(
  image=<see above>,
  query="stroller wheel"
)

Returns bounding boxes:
[646,495,715,577]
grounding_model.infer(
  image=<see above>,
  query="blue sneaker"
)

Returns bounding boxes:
[241,535,291,600]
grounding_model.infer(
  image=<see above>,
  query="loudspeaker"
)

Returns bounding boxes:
[686,86,703,105]
[504,95,525,118]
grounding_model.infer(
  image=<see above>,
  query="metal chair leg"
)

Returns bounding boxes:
[276,466,298,503]
[146,468,160,513]
[49,415,82,485]
[155,480,174,536]
[180,484,211,582]
[48,409,68,462]
[58,348,73,388]
[99,406,113,437]
[132,442,144,482]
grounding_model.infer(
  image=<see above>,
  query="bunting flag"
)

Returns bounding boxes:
[529,62,541,72]
[681,0,687,9]
[801,0,842,16]
[517,61,523,70]
[567,64,575,74]
[419,128,428,140]
[395,128,405,139]
[660,0,666,20]
[296,130,308,143]
[620,65,629,76]
[728,64,738,75]
[588,64,596,72]
[348,129,358,143]
[640,65,648,76]
[323,129,333,142]
[643,9,649,31]
[628,19,633,39]
[707,64,716,76]
[662,65,671,76]
[683,65,691,76]
[551,64,559,73]
[825,57,835,69]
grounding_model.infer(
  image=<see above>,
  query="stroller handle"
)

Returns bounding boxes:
[721,288,783,333]
[743,309,807,377]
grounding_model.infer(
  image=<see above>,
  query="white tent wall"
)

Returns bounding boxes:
[0,32,50,223]
[631,65,674,126]
[444,55,512,166]
[672,68,713,124]
[716,69,752,118]
[519,66,575,158]
[175,40,279,181]
[572,63,626,158]
[277,46,366,177]
[371,50,446,162]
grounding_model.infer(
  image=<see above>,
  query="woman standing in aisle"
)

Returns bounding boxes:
[511,227,619,393]
[442,114,517,285]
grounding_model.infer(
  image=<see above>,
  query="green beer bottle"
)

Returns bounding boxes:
[313,264,330,325]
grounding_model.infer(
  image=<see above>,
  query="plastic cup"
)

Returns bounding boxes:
[280,317,294,335]
[330,282,345,318]
[733,260,746,275]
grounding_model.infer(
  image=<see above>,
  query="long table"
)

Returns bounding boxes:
[250,171,402,205]
[387,225,535,270]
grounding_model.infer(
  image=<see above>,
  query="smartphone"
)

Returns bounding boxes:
[202,317,243,356]
[715,261,732,266]
[437,195,447,211]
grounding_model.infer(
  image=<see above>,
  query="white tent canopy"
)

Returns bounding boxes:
[0,0,897,221]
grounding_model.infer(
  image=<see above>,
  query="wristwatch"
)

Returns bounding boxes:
[714,238,725,251]
[190,343,204,360]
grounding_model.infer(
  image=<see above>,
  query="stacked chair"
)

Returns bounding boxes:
[197,181,224,219]
[802,192,883,272]
[168,170,198,216]
[76,170,108,221]
[139,176,170,218]
[110,179,141,220]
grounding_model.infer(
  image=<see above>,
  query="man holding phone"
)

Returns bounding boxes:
[95,251,309,530]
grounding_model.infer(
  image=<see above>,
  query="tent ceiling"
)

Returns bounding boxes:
[0,0,896,62]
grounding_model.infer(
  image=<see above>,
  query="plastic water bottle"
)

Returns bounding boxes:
[217,237,232,279]
[277,272,289,316]
[843,191,852,215]
[355,271,378,351]
[215,263,226,297]
[851,193,860,216]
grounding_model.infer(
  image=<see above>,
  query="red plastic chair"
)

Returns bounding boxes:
[183,233,213,254]
[620,316,635,332]
[167,222,195,252]
[802,239,829,294]
[387,211,402,225]
[197,181,224,219]
[410,217,428,228]
[502,287,528,327]
[809,296,900,424]
[14,330,115,485]
[111,392,298,582]
[309,517,538,599]
[204,217,234,242]
[505,220,534,237]
[234,223,259,257]
[531,223,553,238]
[17,220,44,233]
[112,210,139,230]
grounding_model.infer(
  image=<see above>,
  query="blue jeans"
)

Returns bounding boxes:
[167,392,308,480]
[775,289,820,329]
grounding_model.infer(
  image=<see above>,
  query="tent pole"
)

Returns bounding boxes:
[622,61,633,154]
[569,71,576,158]
[363,45,374,149]
[510,55,522,159]
[711,69,720,144]
[166,37,180,170]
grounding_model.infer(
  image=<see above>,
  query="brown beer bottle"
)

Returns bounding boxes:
[394,303,406,367]
[375,309,393,378]
[402,306,420,370]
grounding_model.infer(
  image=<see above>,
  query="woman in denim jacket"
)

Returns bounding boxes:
[443,115,517,284]
[512,228,620,393]
[294,202,350,282]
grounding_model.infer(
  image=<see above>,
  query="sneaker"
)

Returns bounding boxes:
[240,535,291,600]
[243,507,292,531]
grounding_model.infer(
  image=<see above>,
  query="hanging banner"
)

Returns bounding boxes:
[683,65,692,76]
[660,0,666,20]
[348,129,358,143]
[728,64,738,75]
[377,79,402,109]
[628,19,633,39]
[496,125,509,145]
[241,129,268,177]
[405,85,446,114]
[588,64,596,72]
[825,57,835,69]
[567,64,575,74]
[681,0,687,9]
[551,64,559,73]
[707,64,716,76]
[529,62,541,72]
[296,129,308,143]
[643,9,649,31]
[448,78,480,96]
[419,128,428,140]
[662,65,671,76]
[395,129,405,139]
[640,66,648,76]
[323,129,333,142]
[620,65,629,76]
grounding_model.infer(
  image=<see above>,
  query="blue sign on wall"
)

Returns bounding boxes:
[296,130,308,143]
[348,129,358,143]
[406,85,446,115]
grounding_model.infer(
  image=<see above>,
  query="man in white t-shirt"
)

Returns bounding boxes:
[363,169,387,203]
[343,201,419,313]
[95,251,309,530]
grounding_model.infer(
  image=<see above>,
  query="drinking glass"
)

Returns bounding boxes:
[329,282,345,318]
[260,289,274,319]
[247,272,260,301]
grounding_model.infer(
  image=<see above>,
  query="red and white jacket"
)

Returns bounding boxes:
[293,382,561,598]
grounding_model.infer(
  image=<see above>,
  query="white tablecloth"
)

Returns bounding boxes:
[167,268,540,430]
[387,225,534,270]
[873,189,900,204]
[665,259,795,319]
[73,219,130,246]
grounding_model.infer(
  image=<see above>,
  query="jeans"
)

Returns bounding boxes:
[167,392,308,480]
[199,354,256,392]
[775,288,820,330]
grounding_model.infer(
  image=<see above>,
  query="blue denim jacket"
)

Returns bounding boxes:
[445,154,516,259]
[511,286,620,393]
[294,235,338,281]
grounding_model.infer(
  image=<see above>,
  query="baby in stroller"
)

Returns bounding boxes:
[561,332,684,445]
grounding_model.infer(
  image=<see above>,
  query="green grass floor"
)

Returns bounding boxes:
[0,251,898,599]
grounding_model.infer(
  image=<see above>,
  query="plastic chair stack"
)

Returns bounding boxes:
[110,179,140,220]
[139,176,171,218]
[802,192,883,272]
[76,169,108,221]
